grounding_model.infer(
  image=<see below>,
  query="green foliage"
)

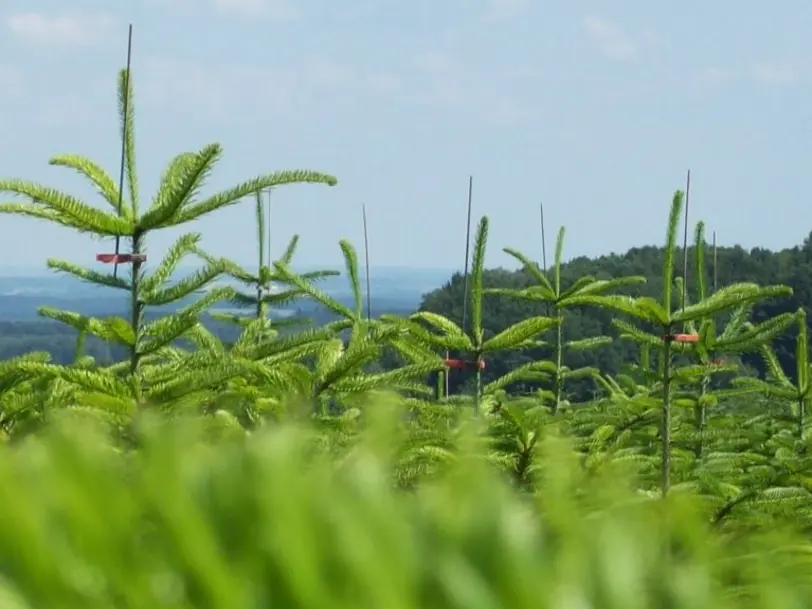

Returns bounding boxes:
[487,224,646,412]
[0,409,807,607]
[0,70,336,412]
[1,66,812,605]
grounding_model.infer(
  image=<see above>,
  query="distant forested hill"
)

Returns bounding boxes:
[416,234,812,398]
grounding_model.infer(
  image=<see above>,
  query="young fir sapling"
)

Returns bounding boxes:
[273,240,442,411]
[486,225,646,414]
[0,70,337,410]
[390,216,559,414]
[207,190,339,329]
[567,190,792,496]
[612,221,795,460]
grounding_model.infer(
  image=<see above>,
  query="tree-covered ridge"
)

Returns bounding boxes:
[3,69,812,605]
[419,230,812,398]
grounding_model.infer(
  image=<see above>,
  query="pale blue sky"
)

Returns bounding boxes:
[0,0,810,273]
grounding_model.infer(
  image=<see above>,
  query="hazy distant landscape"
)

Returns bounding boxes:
[0,266,451,321]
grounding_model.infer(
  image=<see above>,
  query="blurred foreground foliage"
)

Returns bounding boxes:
[0,392,808,609]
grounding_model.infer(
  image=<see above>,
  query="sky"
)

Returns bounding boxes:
[0,0,810,275]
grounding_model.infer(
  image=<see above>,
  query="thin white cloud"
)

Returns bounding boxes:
[751,62,800,86]
[407,51,464,109]
[139,0,195,9]
[0,66,25,97]
[690,66,734,94]
[481,0,528,23]
[329,1,378,22]
[365,72,402,93]
[140,54,381,121]
[502,65,541,82]
[37,92,98,127]
[403,49,535,125]
[412,51,454,74]
[487,96,529,127]
[140,58,297,119]
[583,15,638,61]
[690,61,802,95]
[302,55,354,88]
[411,82,464,109]
[211,0,299,19]
[136,47,530,128]
[7,12,114,46]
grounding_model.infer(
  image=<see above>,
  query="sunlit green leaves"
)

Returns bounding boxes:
[0,180,131,236]
[672,283,792,324]
[48,154,125,217]
[46,258,130,291]
[139,145,223,230]
[482,316,558,351]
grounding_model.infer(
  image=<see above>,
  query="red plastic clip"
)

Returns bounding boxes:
[96,253,146,264]
[665,333,699,343]
[444,358,486,371]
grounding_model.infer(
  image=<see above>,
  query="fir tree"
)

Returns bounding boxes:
[0,70,336,414]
